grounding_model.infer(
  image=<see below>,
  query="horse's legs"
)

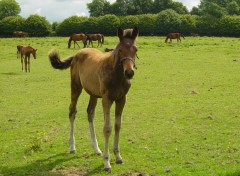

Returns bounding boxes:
[27,57,30,72]
[102,96,113,171]
[21,55,24,71]
[69,71,82,153]
[75,41,80,48]
[113,96,126,164]
[24,56,27,72]
[87,96,102,155]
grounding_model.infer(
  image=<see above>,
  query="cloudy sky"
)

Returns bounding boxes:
[16,0,200,23]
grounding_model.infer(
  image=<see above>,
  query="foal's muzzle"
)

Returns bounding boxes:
[124,70,134,79]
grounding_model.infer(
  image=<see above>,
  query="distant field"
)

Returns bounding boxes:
[1,36,240,176]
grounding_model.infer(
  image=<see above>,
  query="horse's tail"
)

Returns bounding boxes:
[101,34,104,44]
[48,49,73,70]
[68,35,73,48]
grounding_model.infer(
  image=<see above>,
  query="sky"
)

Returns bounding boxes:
[16,0,200,23]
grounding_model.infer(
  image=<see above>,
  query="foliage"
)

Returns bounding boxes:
[179,14,197,35]
[24,15,51,37]
[196,15,220,36]
[56,16,87,36]
[218,15,240,36]
[137,14,157,36]
[155,9,181,35]
[0,0,20,20]
[87,0,111,17]
[0,16,25,36]
[81,17,100,33]
[120,15,139,29]
[98,14,120,35]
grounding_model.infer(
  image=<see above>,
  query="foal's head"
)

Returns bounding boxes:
[31,48,37,59]
[117,27,139,80]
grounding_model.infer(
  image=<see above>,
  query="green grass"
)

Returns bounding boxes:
[1,36,240,176]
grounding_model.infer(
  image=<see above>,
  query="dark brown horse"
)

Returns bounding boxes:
[86,33,104,47]
[13,31,28,37]
[68,33,87,48]
[191,33,200,37]
[49,27,139,172]
[165,32,185,43]
[19,45,37,72]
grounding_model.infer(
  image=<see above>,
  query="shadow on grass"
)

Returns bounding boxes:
[1,72,21,75]
[0,152,103,176]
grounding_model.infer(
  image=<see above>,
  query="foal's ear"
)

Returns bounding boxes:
[117,27,124,41]
[132,27,139,40]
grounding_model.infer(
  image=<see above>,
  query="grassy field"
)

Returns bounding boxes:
[0,35,240,176]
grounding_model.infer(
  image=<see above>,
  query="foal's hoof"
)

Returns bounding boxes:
[70,150,76,154]
[116,159,124,164]
[104,167,111,173]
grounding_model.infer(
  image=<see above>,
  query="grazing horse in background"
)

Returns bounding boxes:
[49,27,139,172]
[20,45,37,72]
[191,33,200,37]
[165,32,185,43]
[68,33,87,48]
[13,31,28,37]
[86,33,104,47]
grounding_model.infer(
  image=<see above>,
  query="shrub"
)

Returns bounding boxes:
[24,14,51,37]
[98,14,120,35]
[0,16,25,37]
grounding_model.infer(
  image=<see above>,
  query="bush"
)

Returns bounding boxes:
[218,15,240,37]
[56,16,87,36]
[0,16,25,37]
[137,14,157,36]
[180,14,197,35]
[196,15,219,36]
[98,14,120,35]
[24,15,51,37]
[155,9,181,35]
[81,17,100,34]
[120,15,139,29]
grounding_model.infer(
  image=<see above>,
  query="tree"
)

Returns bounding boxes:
[87,0,111,17]
[155,9,181,35]
[152,0,173,13]
[98,15,120,35]
[56,16,87,36]
[171,1,188,14]
[120,15,139,29]
[0,0,20,20]
[227,1,240,15]
[200,2,226,18]
[0,16,25,36]
[24,15,51,37]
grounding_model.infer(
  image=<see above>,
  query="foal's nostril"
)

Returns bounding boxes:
[124,70,134,79]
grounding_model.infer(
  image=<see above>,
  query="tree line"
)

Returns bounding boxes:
[0,0,240,37]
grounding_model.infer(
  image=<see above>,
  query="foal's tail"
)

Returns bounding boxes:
[48,49,73,70]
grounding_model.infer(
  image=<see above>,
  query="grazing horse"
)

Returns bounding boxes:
[13,31,28,37]
[165,32,185,43]
[191,33,200,37]
[86,33,104,47]
[49,27,139,171]
[20,45,37,72]
[68,33,87,48]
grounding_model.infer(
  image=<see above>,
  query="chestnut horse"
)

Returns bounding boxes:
[19,45,37,72]
[86,33,104,47]
[165,32,185,43]
[68,33,87,48]
[13,31,28,37]
[49,27,139,171]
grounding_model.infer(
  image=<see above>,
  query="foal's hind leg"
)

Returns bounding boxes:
[113,96,126,164]
[69,72,82,153]
[87,96,102,155]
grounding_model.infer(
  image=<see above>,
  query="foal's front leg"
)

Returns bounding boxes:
[114,96,126,164]
[102,97,113,171]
